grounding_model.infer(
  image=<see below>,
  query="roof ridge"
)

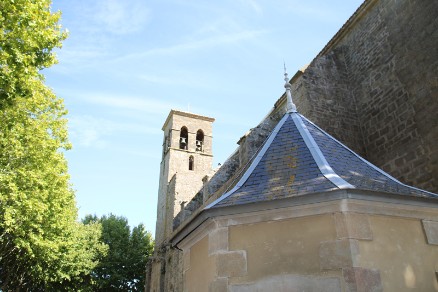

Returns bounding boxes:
[291,113,354,189]
[205,113,290,209]
[299,114,438,197]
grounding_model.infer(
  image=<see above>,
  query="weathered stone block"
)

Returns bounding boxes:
[343,267,382,292]
[209,277,228,292]
[422,220,438,245]
[230,274,341,292]
[320,239,360,270]
[334,212,373,240]
[216,250,247,277]
[209,227,229,255]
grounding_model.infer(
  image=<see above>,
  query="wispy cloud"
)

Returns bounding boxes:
[83,94,177,115]
[113,29,267,62]
[93,0,150,35]
[68,115,111,149]
[67,0,150,36]
[54,47,110,67]
[68,115,160,149]
[53,0,150,67]
[239,0,263,15]
[138,71,213,89]
[283,1,343,22]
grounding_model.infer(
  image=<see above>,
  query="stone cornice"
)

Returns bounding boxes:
[162,109,215,131]
[171,188,438,248]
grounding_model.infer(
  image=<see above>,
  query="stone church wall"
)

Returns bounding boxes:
[343,0,438,192]
[180,201,438,292]
[293,0,438,192]
[150,0,438,290]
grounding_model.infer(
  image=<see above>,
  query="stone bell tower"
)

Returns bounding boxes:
[154,110,215,246]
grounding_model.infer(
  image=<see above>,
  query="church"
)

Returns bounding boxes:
[146,0,438,291]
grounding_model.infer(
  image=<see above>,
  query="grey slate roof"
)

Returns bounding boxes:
[207,112,437,209]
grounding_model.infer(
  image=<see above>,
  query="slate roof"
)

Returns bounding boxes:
[206,112,437,209]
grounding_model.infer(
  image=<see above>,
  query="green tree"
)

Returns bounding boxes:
[83,214,154,291]
[0,0,67,107]
[0,0,107,290]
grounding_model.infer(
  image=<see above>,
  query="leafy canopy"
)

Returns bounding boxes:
[0,0,68,107]
[0,0,107,290]
[83,214,154,292]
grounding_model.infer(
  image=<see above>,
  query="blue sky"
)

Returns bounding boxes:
[45,0,364,236]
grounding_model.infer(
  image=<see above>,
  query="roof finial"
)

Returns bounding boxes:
[284,63,297,113]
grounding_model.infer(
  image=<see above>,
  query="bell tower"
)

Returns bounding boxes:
[155,110,214,245]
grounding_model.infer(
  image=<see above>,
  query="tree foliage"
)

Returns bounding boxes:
[83,214,154,291]
[0,0,107,290]
[0,0,67,107]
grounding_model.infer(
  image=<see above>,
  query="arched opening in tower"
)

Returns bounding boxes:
[196,130,204,152]
[180,127,188,150]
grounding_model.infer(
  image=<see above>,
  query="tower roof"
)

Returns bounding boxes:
[206,111,437,209]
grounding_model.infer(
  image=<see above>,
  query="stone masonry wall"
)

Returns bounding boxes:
[340,0,438,192]
[292,48,365,157]
[293,0,438,192]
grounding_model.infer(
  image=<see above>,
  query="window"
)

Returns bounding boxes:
[189,156,194,171]
[196,129,204,152]
[179,127,188,150]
